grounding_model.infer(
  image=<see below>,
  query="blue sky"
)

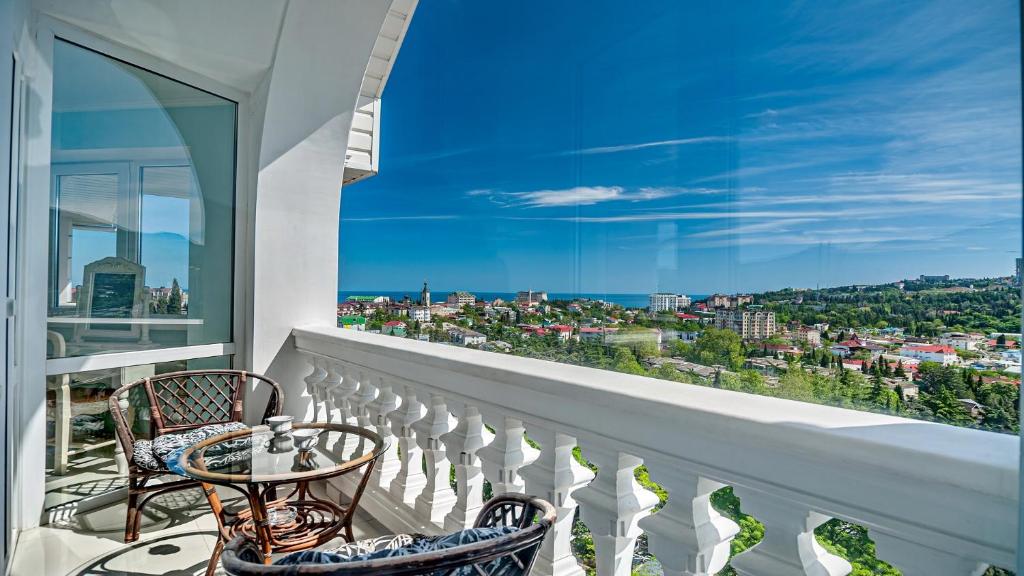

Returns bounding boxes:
[338,0,1022,295]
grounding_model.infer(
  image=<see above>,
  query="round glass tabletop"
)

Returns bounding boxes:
[179,422,386,484]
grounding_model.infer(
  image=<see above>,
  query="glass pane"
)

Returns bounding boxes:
[45,355,232,513]
[47,39,236,359]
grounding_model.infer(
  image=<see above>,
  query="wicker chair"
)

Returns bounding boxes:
[109,369,284,543]
[221,494,557,576]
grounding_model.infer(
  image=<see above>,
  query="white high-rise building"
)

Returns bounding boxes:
[648,292,691,312]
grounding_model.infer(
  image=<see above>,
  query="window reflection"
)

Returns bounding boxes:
[47,40,236,359]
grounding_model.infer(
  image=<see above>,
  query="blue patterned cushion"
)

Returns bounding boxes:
[133,422,249,474]
[274,526,520,570]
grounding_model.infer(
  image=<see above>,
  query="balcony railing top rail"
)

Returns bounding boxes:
[292,325,1019,574]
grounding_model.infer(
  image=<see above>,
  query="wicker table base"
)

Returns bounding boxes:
[228,495,346,551]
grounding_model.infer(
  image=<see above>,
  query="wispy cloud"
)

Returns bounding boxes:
[468,186,724,208]
[341,215,460,222]
[503,206,887,223]
[552,136,730,157]
[692,161,822,184]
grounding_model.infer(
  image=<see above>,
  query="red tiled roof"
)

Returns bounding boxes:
[675,313,699,320]
[902,345,955,354]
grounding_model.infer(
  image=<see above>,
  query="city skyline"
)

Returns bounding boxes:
[339,0,1022,295]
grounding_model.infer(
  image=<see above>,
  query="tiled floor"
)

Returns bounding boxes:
[10,485,387,576]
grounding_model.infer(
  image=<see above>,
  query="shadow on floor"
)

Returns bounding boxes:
[70,532,221,576]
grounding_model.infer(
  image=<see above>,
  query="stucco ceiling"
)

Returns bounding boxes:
[36,0,287,93]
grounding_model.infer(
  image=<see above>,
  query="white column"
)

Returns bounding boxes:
[412,393,458,525]
[476,414,539,495]
[302,356,328,422]
[573,446,658,576]
[441,404,491,531]
[729,490,851,576]
[335,365,359,427]
[388,384,426,504]
[366,374,400,488]
[873,534,989,576]
[350,369,376,429]
[518,426,594,576]
[320,361,343,423]
[637,468,738,576]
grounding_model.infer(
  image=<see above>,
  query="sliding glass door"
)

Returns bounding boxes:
[44,39,238,514]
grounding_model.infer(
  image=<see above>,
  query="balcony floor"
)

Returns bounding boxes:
[10,484,387,576]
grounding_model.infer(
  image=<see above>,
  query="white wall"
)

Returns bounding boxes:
[250,0,394,418]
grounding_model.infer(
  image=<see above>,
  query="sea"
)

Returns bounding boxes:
[338,291,710,310]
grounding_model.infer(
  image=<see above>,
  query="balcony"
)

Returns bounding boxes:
[281,326,1016,576]
[3,1,1021,575]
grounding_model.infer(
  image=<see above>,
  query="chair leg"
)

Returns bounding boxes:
[125,474,144,543]
[206,538,224,576]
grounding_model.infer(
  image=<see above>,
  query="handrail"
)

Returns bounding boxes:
[292,324,1019,571]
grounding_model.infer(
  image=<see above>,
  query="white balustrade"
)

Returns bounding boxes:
[476,414,538,494]
[350,369,376,430]
[365,374,400,488]
[293,327,1019,576]
[637,466,738,576]
[388,384,427,505]
[519,427,594,576]
[301,355,327,422]
[728,492,850,576]
[573,446,659,576]
[319,361,343,423]
[412,393,458,525]
[441,403,491,531]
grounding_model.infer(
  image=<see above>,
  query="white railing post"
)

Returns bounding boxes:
[637,467,738,576]
[302,355,328,422]
[388,384,427,505]
[476,414,539,495]
[320,361,343,423]
[518,426,594,576]
[350,369,375,429]
[573,446,658,576]
[441,404,491,531]
[366,374,400,488]
[873,534,989,576]
[413,393,458,525]
[729,491,851,576]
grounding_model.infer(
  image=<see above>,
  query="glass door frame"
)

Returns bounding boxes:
[14,15,255,529]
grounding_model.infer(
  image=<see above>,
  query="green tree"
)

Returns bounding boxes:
[686,328,744,370]
[167,278,183,315]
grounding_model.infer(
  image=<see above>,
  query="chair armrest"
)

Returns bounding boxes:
[108,384,138,463]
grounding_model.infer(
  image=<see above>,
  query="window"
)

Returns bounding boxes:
[44,355,232,513]
[47,39,236,359]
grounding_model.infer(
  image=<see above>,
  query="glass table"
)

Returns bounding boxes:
[179,422,386,575]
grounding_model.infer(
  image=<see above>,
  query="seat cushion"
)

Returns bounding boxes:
[274,526,519,567]
[132,422,248,472]
[131,439,161,470]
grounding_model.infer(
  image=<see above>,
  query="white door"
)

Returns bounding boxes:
[2,52,23,572]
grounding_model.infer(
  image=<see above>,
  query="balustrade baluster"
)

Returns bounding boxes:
[350,370,375,429]
[366,374,400,488]
[302,356,328,422]
[441,404,491,531]
[476,414,538,494]
[519,426,594,576]
[320,361,343,423]
[388,384,427,504]
[573,446,658,576]
[729,490,851,576]
[637,466,738,576]
[412,393,457,524]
